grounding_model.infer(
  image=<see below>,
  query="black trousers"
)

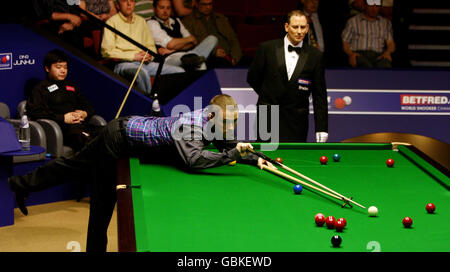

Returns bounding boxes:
[256,104,309,143]
[355,50,392,68]
[14,118,129,252]
[61,123,104,152]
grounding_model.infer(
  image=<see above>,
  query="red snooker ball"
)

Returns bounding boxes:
[426,203,436,214]
[335,220,345,232]
[386,158,395,167]
[337,218,347,228]
[325,216,336,229]
[275,157,283,164]
[402,217,413,228]
[334,98,346,109]
[320,156,328,165]
[315,213,326,227]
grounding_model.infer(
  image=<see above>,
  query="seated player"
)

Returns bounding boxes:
[26,49,104,152]
[9,94,274,252]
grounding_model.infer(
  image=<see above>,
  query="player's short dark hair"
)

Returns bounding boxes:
[153,0,172,8]
[43,49,68,69]
[286,10,307,24]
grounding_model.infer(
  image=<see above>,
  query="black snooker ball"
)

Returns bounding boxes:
[331,235,342,247]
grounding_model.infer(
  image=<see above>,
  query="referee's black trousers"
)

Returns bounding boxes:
[11,118,129,252]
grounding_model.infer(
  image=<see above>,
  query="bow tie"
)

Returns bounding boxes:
[288,45,302,54]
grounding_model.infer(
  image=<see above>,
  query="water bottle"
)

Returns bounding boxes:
[19,115,30,151]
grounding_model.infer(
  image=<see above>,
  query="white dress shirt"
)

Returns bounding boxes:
[284,35,303,81]
[147,17,191,48]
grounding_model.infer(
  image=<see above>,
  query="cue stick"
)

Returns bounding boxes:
[116,184,141,190]
[260,165,349,205]
[77,6,167,114]
[250,149,366,209]
[115,51,148,119]
[278,164,365,209]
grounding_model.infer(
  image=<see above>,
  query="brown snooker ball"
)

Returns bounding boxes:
[275,157,283,164]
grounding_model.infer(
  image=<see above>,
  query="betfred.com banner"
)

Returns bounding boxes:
[317,89,450,115]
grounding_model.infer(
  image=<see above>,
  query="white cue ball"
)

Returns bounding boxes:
[343,96,352,106]
[368,206,378,217]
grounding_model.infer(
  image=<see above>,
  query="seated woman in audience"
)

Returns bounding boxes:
[79,0,117,22]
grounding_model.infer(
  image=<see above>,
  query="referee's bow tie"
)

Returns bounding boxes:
[288,45,302,54]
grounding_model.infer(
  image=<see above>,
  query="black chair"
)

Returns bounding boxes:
[0,102,47,163]
[17,100,107,158]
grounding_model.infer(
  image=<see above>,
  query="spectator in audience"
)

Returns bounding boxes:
[135,0,154,20]
[349,0,393,20]
[80,0,117,22]
[31,0,86,49]
[348,0,365,16]
[341,0,395,68]
[300,0,324,53]
[26,49,103,152]
[101,0,184,96]
[79,0,118,58]
[148,0,218,71]
[182,0,243,68]
[173,0,195,17]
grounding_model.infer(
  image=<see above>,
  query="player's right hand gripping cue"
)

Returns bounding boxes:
[236,142,253,158]
[236,143,276,170]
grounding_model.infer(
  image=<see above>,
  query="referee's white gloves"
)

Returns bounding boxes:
[316,132,328,143]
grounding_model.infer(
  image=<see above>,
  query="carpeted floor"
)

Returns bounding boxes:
[0,199,118,252]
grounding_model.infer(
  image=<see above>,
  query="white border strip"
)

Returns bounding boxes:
[410,61,450,67]
[238,109,450,116]
[325,111,450,116]
[413,8,450,14]
[327,89,450,93]
[222,88,254,92]
[409,25,450,31]
[409,44,450,50]
[222,88,450,94]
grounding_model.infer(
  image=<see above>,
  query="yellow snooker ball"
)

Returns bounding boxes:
[228,160,237,166]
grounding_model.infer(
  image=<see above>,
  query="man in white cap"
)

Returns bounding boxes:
[341,0,396,68]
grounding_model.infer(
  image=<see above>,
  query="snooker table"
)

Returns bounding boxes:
[116,143,450,252]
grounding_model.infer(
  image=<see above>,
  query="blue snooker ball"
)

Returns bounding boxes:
[293,184,303,194]
[333,154,341,162]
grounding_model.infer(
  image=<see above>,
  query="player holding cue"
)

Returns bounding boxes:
[8,94,275,252]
